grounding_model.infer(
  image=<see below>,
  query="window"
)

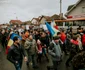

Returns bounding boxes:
[82,7,85,13]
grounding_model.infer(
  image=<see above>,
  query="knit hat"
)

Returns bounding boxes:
[53,36,59,40]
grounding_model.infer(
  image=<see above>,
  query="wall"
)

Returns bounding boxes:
[68,0,85,18]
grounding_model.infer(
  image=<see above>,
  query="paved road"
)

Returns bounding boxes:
[0,45,73,70]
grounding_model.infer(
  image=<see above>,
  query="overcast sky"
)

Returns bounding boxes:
[0,0,78,23]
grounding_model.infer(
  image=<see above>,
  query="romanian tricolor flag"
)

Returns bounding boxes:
[6,33,22,54]
[46,21,59,37]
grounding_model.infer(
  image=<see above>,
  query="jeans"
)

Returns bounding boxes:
[28,54,36,67]
[14,60,22,70]
[26,49,36,67]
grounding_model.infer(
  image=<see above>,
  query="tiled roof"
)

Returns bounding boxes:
[10,20,22,24]
[40,15,52,21]
[51,14,60,20]
[22,21,31,25]
[32,18,40,21]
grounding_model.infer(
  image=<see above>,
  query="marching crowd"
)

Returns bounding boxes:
[0,25,85,70]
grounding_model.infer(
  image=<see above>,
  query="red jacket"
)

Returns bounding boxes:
[82,34,85,46]
[70,39,78,45]
[60,32,66,43]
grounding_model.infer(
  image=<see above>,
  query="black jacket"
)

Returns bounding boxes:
[7,44,26,64]
[40,36,50,46]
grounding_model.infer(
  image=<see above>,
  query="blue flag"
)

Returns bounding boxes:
[46,22,55,36]
[10,33,22,40]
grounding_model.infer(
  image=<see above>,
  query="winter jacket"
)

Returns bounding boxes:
[24,38,37,55]
[7,44,26,64]
[40,36,50,46]
[60,32,66,43]
[70,39,79,56]
[49,40,62,61]
[72,51,85,69]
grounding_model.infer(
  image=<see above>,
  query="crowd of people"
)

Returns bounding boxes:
[0,25,85,70]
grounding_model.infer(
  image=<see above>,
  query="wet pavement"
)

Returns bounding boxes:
[0,44,73,70]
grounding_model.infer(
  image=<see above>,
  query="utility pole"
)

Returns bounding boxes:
[60,0,62,20]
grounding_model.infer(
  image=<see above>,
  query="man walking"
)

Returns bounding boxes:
[7,36,27,70]
[24,35,38,68]
[48,36,62,70]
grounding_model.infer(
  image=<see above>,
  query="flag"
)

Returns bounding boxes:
[7,39,13,47]
[6,33,22,54]
[10,33,22,40]
[6,39,13,54]
[52,27,60,36]
[51,21,58,30]
[51,21,60,36]
[46,22,55,36]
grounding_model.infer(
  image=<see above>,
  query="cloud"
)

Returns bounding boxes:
[0,0,78,23]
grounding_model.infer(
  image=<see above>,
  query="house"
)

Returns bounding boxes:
[39,14,65,24]
[22,21,31,25]
[9,20,22,25]
[65,0,85,19]
[0,24,9,28]
[39,15,52,24]
[51,14,65,20]
[31,18,40,25]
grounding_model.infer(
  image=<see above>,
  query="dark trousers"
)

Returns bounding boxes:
[83,45,85,51]
[73,67,78,70]
[1,40,7,49]
[52,61,58,70]
[42,48,49,60]
[37,53,42,63]
[26,49,36,67]
[47,61,58,70]
[63,43,67,55]
[1,41,5,48]
[66,53,75,66]
[14,60,22,70]
[31,54,36,67]
[66,55,72,65]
